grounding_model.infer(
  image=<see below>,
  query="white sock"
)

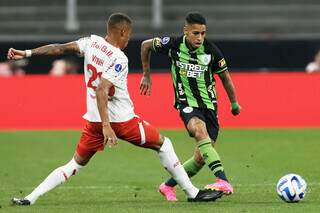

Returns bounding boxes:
[25,158,83,204]
[158,137,199,198]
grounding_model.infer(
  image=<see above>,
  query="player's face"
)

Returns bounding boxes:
[184,24,206,49]
[120,26,132,49]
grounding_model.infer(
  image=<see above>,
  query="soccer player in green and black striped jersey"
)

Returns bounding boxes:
[140,12,241,201]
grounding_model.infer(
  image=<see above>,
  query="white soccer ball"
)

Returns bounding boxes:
[276,174,307,202]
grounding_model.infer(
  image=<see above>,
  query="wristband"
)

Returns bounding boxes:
[25,50,32,57]
[231,102,239,110]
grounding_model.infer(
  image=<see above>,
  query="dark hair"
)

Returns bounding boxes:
[107,12,132,29]
[185,12,206,25]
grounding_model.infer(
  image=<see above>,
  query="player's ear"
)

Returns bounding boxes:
[119,28,126,37]
[183,25,187,36]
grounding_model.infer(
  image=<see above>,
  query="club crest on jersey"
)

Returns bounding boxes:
[199,54,211,65]
[182,107,193,113]
[161,37,170,45]
[115,64,122,72]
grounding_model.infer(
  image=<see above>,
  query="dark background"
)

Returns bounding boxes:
[2,39,320,74]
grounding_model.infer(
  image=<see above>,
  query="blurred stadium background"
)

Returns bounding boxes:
[1,0,320,72]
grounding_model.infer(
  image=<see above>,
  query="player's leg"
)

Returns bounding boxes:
[200,110,233,194]
[12,122,103,205]
[162,107,232,194]
[164,147,204,188]
[161,107,206,189]
[17,152,88,205]
[112,117,197,199]
[188,117,233,194]
[113,117,223,201]
[156,135,223,202]
[156,134,199,199]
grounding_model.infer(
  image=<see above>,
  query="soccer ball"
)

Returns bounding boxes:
[276,174,307,202]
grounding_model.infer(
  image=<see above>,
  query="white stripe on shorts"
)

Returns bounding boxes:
[138,121,146,145]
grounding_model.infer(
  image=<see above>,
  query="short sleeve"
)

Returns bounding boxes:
[211,44,228,74]
[101,57,127,86]
[151,36,173,55]
[76,37,90,55]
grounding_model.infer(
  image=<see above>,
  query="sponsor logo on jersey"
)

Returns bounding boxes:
[91,41,113,57]
[176,61,208,78]
[176,61,208,72]
[179,69,202,78]
[218,58,226,67]
[161,37,170,45]
[182,107,193,113]
[115,64,122,72]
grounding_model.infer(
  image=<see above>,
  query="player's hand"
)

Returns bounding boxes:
[140,75,152,96]
[231,102,241,116]
[102,124,118,148]
[7,48,26,60]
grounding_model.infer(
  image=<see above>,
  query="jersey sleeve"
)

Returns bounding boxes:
[151,36,174,55]
[75,37,91,55]
[211,44,229,74]
[101,57,127,86]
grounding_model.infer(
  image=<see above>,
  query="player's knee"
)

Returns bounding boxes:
[187,118,208,140]
[193,127,208,140]
[152,134,165,150]
[158,134,165,144]
[74,152,90,166]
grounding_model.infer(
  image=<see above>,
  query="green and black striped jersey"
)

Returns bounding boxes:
[152,36,228,110]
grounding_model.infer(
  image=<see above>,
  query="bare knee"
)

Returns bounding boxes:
[73,152,91,166]
[187,118,209,141]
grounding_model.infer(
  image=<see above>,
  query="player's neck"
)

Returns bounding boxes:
[105,35,120,49]
[185,38,197,51]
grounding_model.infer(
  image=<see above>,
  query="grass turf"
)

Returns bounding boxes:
[0,129,319,212]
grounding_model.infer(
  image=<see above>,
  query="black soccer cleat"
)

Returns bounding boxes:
[11,198,31,206]
[187,189,223,202]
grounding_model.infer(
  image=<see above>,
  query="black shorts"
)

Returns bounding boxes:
[179,105,219,142]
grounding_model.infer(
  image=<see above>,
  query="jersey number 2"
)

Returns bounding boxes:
[87,64,102,91]
[87,64,115,96]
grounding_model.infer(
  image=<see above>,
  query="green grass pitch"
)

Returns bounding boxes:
[0,129,319,213]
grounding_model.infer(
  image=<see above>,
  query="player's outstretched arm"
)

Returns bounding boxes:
[140,39,153,95]
[7,42,80,60]
[96,78,118,148]
[218,71,241,116]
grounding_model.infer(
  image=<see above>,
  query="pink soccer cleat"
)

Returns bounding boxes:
[158,183,178,201]
[205,178,234,195]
